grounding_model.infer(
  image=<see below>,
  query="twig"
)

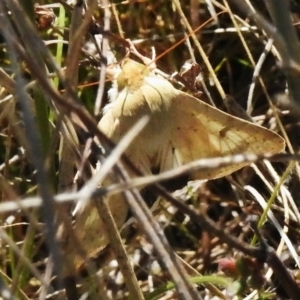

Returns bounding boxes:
[253,224,300,300]
[94,0,111,117]
[2,152,300,213]
[94,197,145,300]
[109,163,203,300]
[229,0,300,110]
[173,0,226,100]
[264,0,300,109]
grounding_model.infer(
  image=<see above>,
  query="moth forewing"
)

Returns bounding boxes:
[164,90,285,179]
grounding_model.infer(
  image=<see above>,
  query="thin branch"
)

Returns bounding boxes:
[1,152,300,213]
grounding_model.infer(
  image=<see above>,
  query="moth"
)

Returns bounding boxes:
[99,58,285,179]
[69,58,285,267]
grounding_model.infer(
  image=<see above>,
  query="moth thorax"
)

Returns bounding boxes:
[107,80,119,103]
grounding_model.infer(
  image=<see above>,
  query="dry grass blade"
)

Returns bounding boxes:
[0,0,63,285]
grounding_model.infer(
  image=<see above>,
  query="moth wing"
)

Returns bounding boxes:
[98,89,156,175]
[160,91,285,180]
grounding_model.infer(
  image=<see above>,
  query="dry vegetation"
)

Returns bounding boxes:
[1,0,300,299]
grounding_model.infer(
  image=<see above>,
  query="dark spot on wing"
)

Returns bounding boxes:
[220,126,230,138]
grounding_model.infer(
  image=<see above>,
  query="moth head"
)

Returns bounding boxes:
[117,58,150,91]
[107,59,150,104]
